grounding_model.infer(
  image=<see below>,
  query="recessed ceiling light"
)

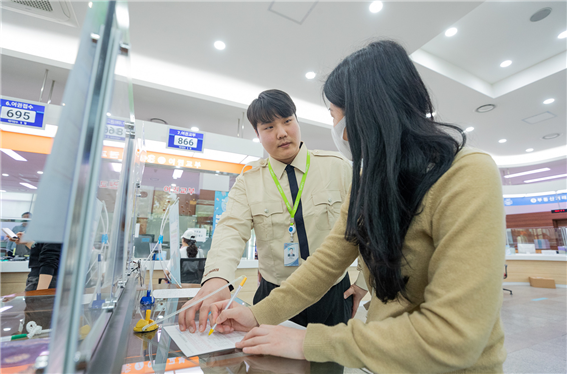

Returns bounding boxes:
[559,31,567,39]
[171,183,176,187]
[252,138,260,143]
[475,104,496,113]
[305,72,316,80]
[543,98,555,104]
[498,139,507,143]
[524,174,567,183]
[369,1,383,14]
[526,148,534,152]
[0,149,27,161]
[504,168,550,178]
[214,41,226,50]
[445,28,458,37]
[465,127,474,133]
[88,2,92,8]
[106,112,111,116]
[500,60,512,68]
[191,126,199,132]
[542,133,560,140]
[37,171,43,174]
[149,118,168,125]
[62,103,65,106]
[20,183,37,189]
[2,174,8,177]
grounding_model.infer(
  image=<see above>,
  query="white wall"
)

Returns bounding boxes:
[0,192,34,218]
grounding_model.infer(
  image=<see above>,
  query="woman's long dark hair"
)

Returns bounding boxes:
[324,40,465,303]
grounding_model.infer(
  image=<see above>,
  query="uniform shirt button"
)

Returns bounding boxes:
[264,209,268,213]
[328,198,332,203]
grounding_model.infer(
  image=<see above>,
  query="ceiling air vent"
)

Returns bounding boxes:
[2,0,78,27]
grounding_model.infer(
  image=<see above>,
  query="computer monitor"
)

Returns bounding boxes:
[179,258,206,284]
[134,236,152,257]
[139,234,155,243]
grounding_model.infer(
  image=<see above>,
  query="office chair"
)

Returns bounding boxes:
[158,258,206,284]
[503,264,512,295]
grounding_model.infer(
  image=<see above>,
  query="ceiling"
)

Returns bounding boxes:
[1,0,566,188]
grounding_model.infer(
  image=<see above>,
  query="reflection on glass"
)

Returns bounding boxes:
[506,227,567,254]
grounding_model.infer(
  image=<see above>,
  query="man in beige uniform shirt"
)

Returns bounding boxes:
[179,89,367,333]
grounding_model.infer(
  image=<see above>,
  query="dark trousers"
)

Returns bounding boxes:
[253,274,353,327]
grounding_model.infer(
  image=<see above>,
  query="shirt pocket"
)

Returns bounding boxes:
[251,201,285,241]
[312,190,343,230]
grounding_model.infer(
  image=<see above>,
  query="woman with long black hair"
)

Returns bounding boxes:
[209,40,506,373]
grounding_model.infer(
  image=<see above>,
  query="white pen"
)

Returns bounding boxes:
[208,276,247,336]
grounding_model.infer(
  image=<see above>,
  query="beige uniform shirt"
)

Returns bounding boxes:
[202,143,367,289]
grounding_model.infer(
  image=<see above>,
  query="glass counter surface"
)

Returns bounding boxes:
[0,287,368,374]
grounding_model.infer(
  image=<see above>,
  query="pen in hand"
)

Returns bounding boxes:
[209,276,247,336]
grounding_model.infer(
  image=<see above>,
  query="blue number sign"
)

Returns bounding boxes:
[0,97,45,129]
[105,118,126,141]
[167,128,205,152]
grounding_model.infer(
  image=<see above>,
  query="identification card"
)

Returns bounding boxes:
[283,243,299,267]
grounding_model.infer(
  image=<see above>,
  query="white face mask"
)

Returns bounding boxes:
[331,117,352,161]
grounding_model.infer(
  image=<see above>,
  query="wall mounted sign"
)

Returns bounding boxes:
[167,127,205,152]
[551,209,566,213]
[504,194,567,206]
[0,96,45,130]
[105,118,126,141]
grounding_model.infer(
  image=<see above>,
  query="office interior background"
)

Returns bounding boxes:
[0,0,566,374]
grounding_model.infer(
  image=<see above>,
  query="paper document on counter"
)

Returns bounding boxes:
[153,288,200,299]
[164,323,247,357]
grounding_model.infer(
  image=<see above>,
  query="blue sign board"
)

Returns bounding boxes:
[0,97,45,129]
[504,194,567,206]
[105,118,126,141]
[212,191,229,235]
[167,127,205,152]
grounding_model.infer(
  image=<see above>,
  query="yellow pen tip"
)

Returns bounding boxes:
[240,277,247,286]
[208,329,214,336]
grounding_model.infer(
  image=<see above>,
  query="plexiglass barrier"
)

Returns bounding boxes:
[506,227,567,255]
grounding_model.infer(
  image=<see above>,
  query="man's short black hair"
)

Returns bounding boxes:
[246,89,296,131]
[22,212,31,217]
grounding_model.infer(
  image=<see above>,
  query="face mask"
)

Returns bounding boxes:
[331,117,352,161]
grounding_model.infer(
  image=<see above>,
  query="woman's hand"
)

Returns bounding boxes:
[14,232,34,249]
[209,300,259,333]
[343,284,367,318]
[236,325,307,360]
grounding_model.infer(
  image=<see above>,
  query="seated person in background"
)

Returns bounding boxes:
[12,232,62,291]
[6,212,31,254]
[180,230,204,258]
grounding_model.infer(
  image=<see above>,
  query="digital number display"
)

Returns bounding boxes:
[551,209,566,213]
[0,107,36,123]
[105,125,125,138]
[167,128,204,152]
[173,136,198,148]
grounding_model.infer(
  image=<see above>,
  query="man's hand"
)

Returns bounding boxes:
[209,300,258,333]
[14,232,33,249]
[236,325,306,360]
[343,284,367,318]
[178,278,231,333]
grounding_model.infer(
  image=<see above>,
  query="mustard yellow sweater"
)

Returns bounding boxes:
[250,148,507,373]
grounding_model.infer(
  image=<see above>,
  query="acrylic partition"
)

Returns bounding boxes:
[19,1,140,373]
[506,227,567,255]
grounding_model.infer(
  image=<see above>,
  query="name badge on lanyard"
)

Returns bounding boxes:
[267,151,310,267]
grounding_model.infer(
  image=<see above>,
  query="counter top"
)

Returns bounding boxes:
[506,254,567,262]
[0,261,30,273]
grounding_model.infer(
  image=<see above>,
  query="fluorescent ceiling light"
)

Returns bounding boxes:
[369,1,383,13]
[173,169,183,179]
[37,171,43,174]
[558,31,567,39]
[500,60,512,68]
[3,328,10,331]
[525,191,557,197]
[191,126,199,132]
[498,139,507,143]
[503,194,526,198]
[171,183,176,187]
[214,41,226,50]
[111,163,122,172]
[0,149,27,161]
[2,174,8,177]
[88,2,92,7]
[252,138,260,143]
[543,98,555,104]
[464,127,474,133]
[526,148,534,152]
[504,168,550,178]
[305,72,316,79]
[524,174,567,183]
[445,28,457,37]
[20,183,37,189]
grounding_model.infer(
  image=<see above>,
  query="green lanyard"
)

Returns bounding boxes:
[267,151,310,227]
